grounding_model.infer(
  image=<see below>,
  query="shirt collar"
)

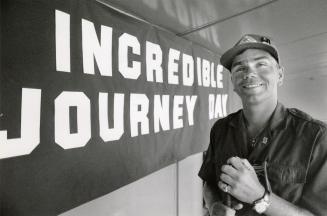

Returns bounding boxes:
[229,102,287,132]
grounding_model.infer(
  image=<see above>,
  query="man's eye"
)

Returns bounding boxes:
[235,67,246,72]
[257,62,268,67]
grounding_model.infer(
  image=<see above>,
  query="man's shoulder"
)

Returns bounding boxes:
[211,109,242,129]
[287,107,327,131]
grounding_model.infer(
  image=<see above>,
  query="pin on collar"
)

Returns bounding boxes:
[262,137,268,144]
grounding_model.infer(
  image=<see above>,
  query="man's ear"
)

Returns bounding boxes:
[277,65,284,86]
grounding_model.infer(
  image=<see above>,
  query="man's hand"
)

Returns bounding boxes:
[209,202,236,216]
[218,156,265,204]
[204,182,243,216]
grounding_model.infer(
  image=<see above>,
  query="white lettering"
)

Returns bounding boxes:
[216,64,224,88]
[202,59,210,87]
[82,19,112,76]
[55,10,70,72]
[182,53,194,86]
[146,41,163,83]
[214,94,223,118]
[210,62,216,88]
[222,94,228,117]
[0,88,41,159]
[55,91,91,149]
[130,94,149,137]
[209,94,228,119]
[185,95,197,125]
[196,57,202,86]
[153,95,170,133]
[173,95,184,129]
[208,94,215,120]
[168,48,180,84]
[99,93,124,142]
[118,33,141,79]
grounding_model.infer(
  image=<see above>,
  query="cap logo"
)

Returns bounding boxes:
[261,37,271,44]
[238,35,257,45]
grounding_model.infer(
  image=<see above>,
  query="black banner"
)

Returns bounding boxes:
[0,0,230,215]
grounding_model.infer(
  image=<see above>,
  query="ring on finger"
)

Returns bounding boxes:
[222,184,230,193]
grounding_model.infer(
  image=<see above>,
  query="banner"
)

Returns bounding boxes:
[0,0,230,214]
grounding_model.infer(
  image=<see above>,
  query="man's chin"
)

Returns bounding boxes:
[240,95,266,106]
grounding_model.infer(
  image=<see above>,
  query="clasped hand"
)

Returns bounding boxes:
[218,156,265,204]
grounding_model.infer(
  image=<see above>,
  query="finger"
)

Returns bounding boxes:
[226,156,235,164]
[232,203,244,210]
[217,181,226,191]
[227,156,244,170]
[218,181,231,193]
[241,158,254,171]
[220,173,234,186]
[221,164,237,177]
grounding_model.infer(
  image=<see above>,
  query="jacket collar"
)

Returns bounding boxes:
[229,102,287,132]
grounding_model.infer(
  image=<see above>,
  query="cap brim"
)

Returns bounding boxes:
[220,43,279,71]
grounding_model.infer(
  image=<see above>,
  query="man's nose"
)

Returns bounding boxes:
[243,66,257,80]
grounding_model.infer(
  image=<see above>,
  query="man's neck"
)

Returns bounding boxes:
[242,99,278,137]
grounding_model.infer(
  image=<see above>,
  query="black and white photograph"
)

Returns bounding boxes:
[1,0,326,215]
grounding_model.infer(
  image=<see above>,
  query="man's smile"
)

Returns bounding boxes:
[242,83,264,89]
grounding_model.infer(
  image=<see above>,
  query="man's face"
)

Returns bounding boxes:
[230,49,284,105]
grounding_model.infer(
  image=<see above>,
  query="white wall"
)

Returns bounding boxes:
[279,75,327,122]
[178,153,204,216]
[60,153,204,216]
[225,73,327,123]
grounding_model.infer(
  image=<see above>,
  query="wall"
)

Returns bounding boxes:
[60,153,204,216]
[224,73,327,123]
[279,75,327,122]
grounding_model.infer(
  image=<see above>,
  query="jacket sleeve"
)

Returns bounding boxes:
[198,122,218,185]
[298,126,327,216]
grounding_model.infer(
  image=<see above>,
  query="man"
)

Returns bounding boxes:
[198,34,327,216]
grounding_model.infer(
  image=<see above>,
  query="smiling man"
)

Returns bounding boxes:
[198,34,327,216]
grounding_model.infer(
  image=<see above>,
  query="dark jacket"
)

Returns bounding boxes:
[199,103,327,215]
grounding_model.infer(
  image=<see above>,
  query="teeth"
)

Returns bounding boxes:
[243,83,262,88]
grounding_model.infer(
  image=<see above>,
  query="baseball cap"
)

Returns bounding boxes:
[220,34,279,71]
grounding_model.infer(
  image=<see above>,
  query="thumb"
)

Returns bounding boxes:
[232,202,243,210]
